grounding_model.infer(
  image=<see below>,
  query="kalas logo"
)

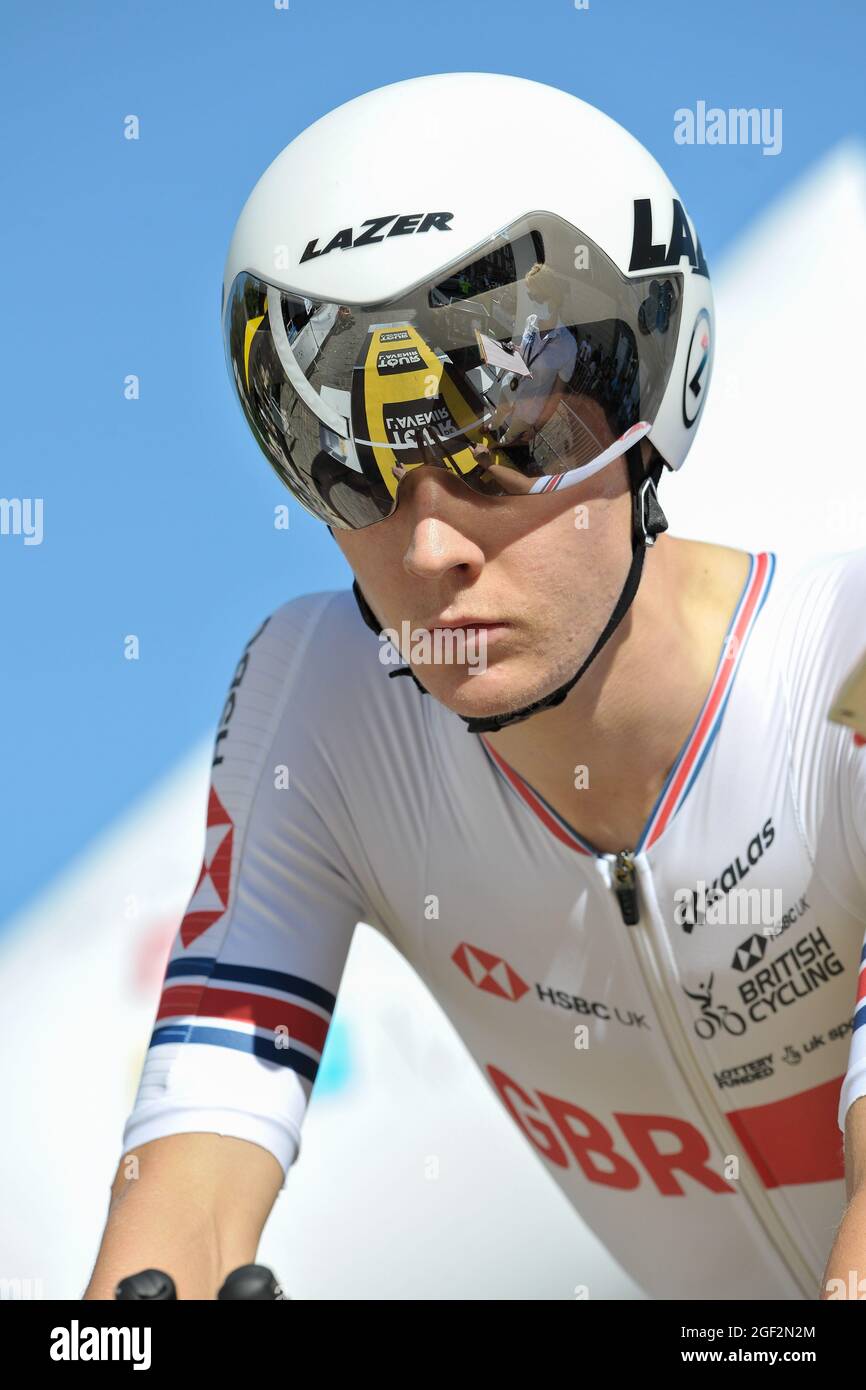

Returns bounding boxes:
[300,212,454,264]
[678,817,776,933]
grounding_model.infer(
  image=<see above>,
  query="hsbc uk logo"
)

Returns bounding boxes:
[451,943,530,1002]
[451,943,649,1027]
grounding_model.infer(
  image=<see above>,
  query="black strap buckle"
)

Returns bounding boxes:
[635,474,667,548]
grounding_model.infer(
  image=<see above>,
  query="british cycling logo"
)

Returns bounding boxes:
[684,929,845,1037]
[683,973,747,1039]
[300,212,454,263]
[452,942,649,1028]
[730,893,810,971]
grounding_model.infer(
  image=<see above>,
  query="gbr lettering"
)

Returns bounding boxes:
[487,1062,735,1195]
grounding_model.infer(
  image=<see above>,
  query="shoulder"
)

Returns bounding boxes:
[213,587,431,764]
[254,587,370,662]
[240,586,394,675]
[217,590,366,725]
[725,548,866,773]
[762,549,866,843]
[768,548,866,691]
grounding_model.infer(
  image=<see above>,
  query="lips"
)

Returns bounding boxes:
[425,617,506,630]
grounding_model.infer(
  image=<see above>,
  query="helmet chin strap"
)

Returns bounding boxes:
[346,444,669,734]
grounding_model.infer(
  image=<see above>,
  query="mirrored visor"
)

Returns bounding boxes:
[223,211,683,529]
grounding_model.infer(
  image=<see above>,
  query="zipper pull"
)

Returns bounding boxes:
[612,850,639,925]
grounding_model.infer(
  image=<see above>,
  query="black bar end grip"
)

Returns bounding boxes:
[217,1264,283,1300]
[115,1269,177,1300]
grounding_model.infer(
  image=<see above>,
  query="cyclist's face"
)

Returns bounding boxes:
[333,459,634,725]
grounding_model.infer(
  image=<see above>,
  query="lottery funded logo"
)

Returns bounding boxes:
[713,1054,774,1089]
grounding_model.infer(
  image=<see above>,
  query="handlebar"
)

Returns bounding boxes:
[115,1264,287,1300]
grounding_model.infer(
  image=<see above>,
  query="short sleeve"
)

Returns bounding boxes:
[119,596,370,1183]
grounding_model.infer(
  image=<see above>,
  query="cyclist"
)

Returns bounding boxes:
[85,72,866,1300]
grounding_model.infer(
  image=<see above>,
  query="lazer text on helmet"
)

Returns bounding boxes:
[629,198,710,278]
[299,213,454,264]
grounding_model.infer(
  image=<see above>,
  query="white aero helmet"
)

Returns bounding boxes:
[222,71,713,528]
[221,72,714,730]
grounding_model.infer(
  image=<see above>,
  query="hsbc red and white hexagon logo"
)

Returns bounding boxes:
[451,943,530,1002]
[180,787,234,947]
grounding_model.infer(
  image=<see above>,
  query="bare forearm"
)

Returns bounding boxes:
[821,1187,866,1300]
[83,1134,283,1300]
[83,1189,237,1300]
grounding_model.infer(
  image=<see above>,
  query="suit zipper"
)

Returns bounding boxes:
[609,848,816,1298]
[612,850,640,925]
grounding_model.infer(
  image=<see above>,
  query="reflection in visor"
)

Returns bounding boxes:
[351,323,490,497]
[224,212,683,529]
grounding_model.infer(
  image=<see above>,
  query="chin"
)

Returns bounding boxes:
[421,662,553,721]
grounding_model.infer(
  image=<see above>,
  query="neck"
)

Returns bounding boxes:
[480,536,751,846]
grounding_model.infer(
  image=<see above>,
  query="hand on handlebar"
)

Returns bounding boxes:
[114,1264,288,1301]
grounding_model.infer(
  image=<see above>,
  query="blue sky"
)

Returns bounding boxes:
[1,0,864,924]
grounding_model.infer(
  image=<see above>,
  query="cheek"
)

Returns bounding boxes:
[336,530,380,575]
[514,493,629,606]
[336,529,404,611]
[569,484,631,557]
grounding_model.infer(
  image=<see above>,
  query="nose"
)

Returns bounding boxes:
[393,457,474,515]
[395,464,485,580]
